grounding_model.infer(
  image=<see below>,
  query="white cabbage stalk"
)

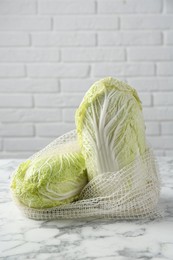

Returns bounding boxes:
[75,77,147,180]
[10,140,88,209]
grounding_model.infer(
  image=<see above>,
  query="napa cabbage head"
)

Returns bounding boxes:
[10,140,88,209]
[75,77,147,181]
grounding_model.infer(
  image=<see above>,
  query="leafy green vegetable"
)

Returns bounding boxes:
[10,140,88,208]
[75,77,147,180]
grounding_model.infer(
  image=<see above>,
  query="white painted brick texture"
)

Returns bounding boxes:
[98,32,162,46]
[0,49,60,62]
[0,124,34,137]
[0,17,51,31]
[54,16,119,30]
[36,123,75,137]
[0,0,173,158]
[0,0,37,15]
[38,0,96,14]
[32,32,96,46]
[0,94,33,107]
[98,0,162,13]
[0,33,30,46]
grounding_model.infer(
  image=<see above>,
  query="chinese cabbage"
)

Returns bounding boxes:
[75,77,147,180]
[10,140,88,208]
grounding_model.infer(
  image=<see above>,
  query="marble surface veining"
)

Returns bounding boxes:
[0,158,173,260]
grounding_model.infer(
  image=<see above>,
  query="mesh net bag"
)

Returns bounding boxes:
[11,130,161,220]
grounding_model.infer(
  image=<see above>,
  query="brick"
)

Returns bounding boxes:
[148,136,173,149]
[0,94,32,107]
[166,0,173,13]
[34,94,83,108]
[143,107,173,121]
[121,16,173,29]
[154,150,165,156]
[0,124,34,137]
[63,109,76,122]
[62,48,125,62]
[27,64,90,78]
[157,62,173,76]
[0,49,60,62]
[0,65,25,77]
[0,152,32,159]
[98,0,162,13]
[4,138,53,152]
[61,79,94,92]
[0,33,29,46]
[0,79,59,93]
[161,122,173,135]
[0,109,62,122]
[93,63,155,77]
[153,93,173,106]
[127,47,173,61]
[127,78,173,91]
[0,17,51,31]
[145,122,160,135]
[36,123,75,137]
[98,31,162,46]
[138,92,152,106]
[165,150,173,156]
[0,0,36,14]
[54,16,119,30]
[32,32,96,46]
[38,0,95,14]
[164,31,173,44]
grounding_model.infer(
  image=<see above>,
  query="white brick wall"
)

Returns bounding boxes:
[0,0,172,158]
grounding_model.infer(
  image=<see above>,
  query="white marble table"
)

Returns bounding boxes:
[0,158,173,260]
